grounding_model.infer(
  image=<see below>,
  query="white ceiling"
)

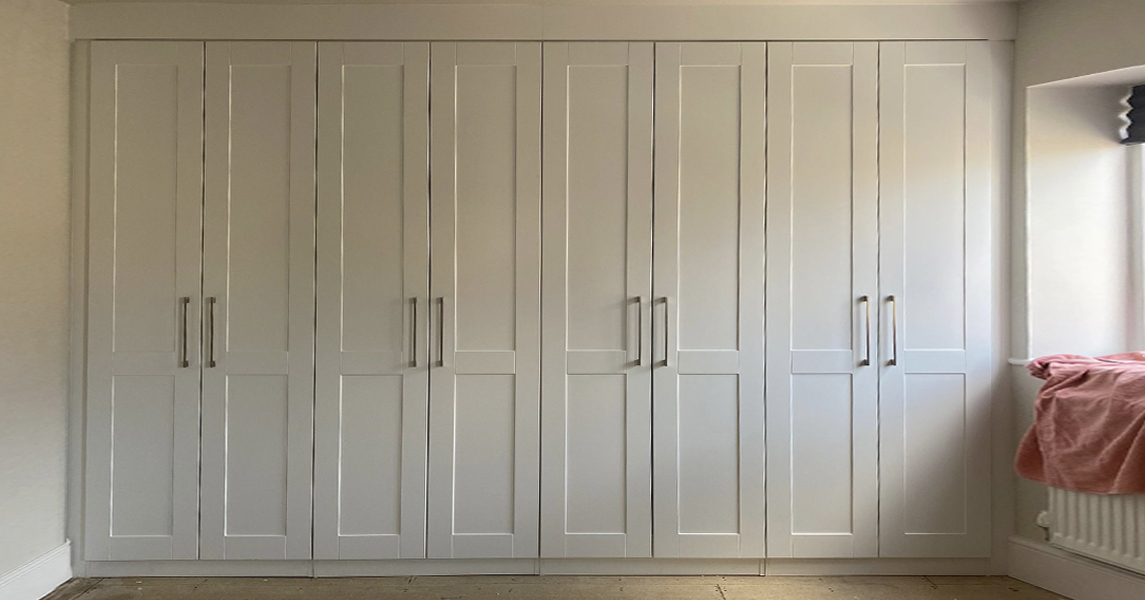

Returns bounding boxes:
[66,0,1021,5]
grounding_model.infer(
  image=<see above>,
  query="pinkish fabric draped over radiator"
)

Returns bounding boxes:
[1016,353,1145,495]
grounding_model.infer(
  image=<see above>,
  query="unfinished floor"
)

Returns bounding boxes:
[45,576,1067,600]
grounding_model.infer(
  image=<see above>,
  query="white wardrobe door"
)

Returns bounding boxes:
[314,42,430,560]
[85,41,203,561]
[428,41,542,559]
[200,42,317,560]
[541,42,653,559]
[879,41,993,558]
[765,42,879,559]
[652,42,766,559]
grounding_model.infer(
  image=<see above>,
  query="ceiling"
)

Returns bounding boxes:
[66,0,1021,5]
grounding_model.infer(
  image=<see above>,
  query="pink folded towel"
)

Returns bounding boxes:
[1016,353,1145,495]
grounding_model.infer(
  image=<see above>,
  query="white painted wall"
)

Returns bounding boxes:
[1013,0,1145,357]
[0,0,71,580]
[1012,0,1145,544]
[1027,85,1135,358]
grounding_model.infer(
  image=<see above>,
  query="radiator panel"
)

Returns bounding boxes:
[1049,487,1145,576]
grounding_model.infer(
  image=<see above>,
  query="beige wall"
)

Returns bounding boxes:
[0,0,71,578]
[1017,0,1145,89]
[1012,0,1145,542]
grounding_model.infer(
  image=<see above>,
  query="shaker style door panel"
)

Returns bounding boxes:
[314,42,430,560]
[85,41,204,561]
[427,42,542,559]
[541,42,654,558]
[652,42,767,559]
[765,42,879,559]
[879,41,993,558]
[200,42,317,560]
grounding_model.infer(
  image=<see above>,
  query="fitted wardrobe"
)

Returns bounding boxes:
[83,38,1001,569]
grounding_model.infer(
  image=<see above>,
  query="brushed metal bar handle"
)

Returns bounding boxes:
[859,295,871,367]
[637,296,644,367]
[436,297,446,368]
[660,296,671,368]
[888,295,899,367]
[410,298,418,368]
[206,297,217,368]
[179,297,190,368]
[633,296,644,367]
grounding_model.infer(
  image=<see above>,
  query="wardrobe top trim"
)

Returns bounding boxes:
[70,3,1017,42]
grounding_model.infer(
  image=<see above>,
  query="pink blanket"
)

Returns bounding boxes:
[1016,353,1145,494]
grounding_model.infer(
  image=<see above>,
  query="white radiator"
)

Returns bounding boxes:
[1049,487,1145,575]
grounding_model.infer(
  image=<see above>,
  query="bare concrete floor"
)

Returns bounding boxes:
[45,576,1069,600]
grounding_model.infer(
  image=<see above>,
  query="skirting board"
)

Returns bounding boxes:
[766,558,991,577]
[81,557,993,578]
[538,560,761,576]
[1009,536,1145,600]
[0,542,72,600]
[85,560,315,578]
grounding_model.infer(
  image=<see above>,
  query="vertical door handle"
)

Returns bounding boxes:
[179,297,190,368]
[887,295,899,367]
[859,296,871,367]
[409,298,419,368]
[633,296,644,367]
[660,296,671,368]
[435,297,446,368]
[206,297,217,368]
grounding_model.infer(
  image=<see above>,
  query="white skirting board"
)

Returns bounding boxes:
[81,557,994,578]
[0,542,72,600]
[1009,536,1145,600]
[766,558,992,577]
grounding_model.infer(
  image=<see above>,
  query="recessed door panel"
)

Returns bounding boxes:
[110,65,180,355]
[677,375,741,536]
[453,375,517,535]
[790,375,856,535]
[428,41,541,559]
[86,41,203,561]
[541,42,654,558]
[223,376,290,537]
[879,41,993,558]
[455,68,518,353]
[337,376,404,537]
[653,42,766,559]
[340,65,405,353]
[678,67,741,352]
[224,66,292,353]
[109,376,177,538]
[765,42,879,559]
[565,375,628,536]
[903,374,969,534]
[201,41,316,560]
[314,41,430,560]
